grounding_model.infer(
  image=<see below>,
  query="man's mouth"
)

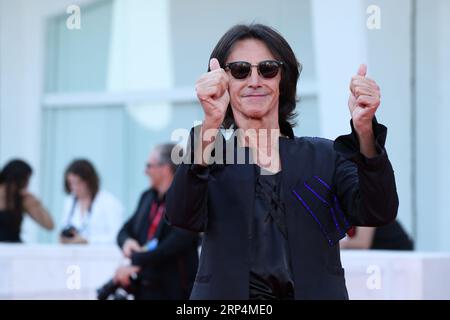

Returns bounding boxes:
[242,94,268,98]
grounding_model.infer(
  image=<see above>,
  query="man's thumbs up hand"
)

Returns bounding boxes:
[357,64,367,77]
[196,58,230,128]
[348,64,381,135]
[209,58,221,71]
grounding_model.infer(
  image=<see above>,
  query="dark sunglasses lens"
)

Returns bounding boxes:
[259,61,280,78]
[230,62,251,79]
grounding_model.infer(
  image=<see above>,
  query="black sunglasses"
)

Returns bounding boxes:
[224,60,284,80]
[146,163,164,169]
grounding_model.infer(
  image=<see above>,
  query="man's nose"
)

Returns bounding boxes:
[247,66,262,88]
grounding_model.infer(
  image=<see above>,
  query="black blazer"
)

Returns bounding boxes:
[166,119,399,300]
[117,189,199,299]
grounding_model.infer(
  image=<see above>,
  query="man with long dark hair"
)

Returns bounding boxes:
[166,24,399,300]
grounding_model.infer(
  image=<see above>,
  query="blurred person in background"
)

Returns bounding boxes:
[111,144,198,300]
[0,159,54,242]
[60,159,123,245]
[340,220,414,250]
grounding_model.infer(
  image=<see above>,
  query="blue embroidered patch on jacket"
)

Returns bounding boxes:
[292,176,350,247]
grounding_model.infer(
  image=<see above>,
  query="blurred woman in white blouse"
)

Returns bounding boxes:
[60,159,123,245]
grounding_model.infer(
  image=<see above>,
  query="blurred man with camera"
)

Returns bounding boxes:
[111,143,199,300]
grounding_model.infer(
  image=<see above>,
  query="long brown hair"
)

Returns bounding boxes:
[64,159,100,199]
[0,159,32,213]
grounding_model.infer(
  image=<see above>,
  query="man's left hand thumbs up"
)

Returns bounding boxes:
[348,64,381,135]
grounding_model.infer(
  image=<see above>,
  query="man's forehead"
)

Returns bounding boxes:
[148,151,159,162]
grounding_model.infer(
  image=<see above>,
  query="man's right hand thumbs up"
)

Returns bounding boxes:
[209,58,221,72]
[196,58,230,128]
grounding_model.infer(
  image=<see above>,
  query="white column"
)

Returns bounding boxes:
[0,0,44,176]
[363,0,414,240]
[311,0,368,139]
[416,0,450,251]
[107,0,173,131]
[0,0,50,243]
[436,0,450,251]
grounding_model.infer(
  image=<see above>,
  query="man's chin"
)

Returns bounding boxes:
[242,106,269,119]
[247,113,271,122]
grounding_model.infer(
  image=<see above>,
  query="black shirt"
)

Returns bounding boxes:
[372,220,414,250]
[249,166,295,300]
[0,210,22,243]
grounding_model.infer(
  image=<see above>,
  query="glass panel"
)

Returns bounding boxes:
[45,0,113,93]
[45,0,316,93]
[170,0,316,87]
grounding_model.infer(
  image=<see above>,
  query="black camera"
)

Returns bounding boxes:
[61,226,77,238]
[97,279,125,300]
[97,274,139,300]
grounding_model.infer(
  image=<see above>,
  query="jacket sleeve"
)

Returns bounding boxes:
[165,126,210,232]
[117,192,146,248]
[333,118,399,227]
[130,227,198,267]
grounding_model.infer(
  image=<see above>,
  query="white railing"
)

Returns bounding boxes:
[0,244,122,300]
[341,250,450,300]
[1,245,450,300]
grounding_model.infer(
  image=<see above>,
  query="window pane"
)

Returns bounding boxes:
[171,0,316,87]
[45,0,113,93]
